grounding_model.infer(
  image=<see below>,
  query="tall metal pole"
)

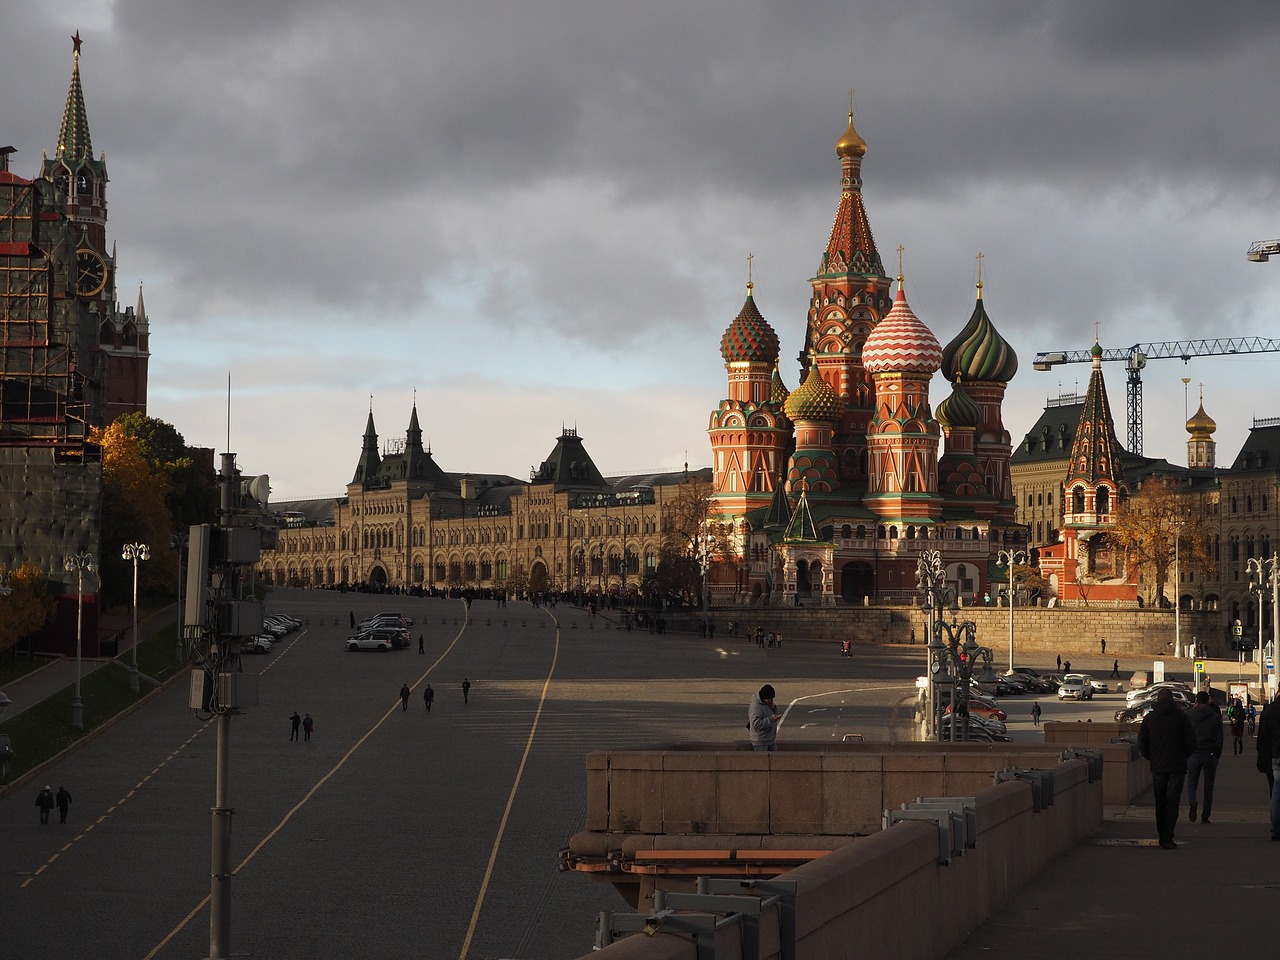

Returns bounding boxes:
[210,710,232,958]
[64,552,95,730]
[996,549,1026,673]
[172,533,188,663]
[1173,531,1181,660]
[1271,553,1279,697]
[123,542,150,693]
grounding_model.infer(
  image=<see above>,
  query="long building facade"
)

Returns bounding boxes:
[261,409,712,598]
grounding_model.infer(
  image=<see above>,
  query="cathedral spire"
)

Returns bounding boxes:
[352,407,381,484]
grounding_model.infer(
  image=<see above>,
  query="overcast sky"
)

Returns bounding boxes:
[6,0,1280,500]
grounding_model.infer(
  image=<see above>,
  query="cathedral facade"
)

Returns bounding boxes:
[706,109,1025,606]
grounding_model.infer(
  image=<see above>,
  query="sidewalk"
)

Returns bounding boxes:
[0,605,177,723]
[946,731,1277,958]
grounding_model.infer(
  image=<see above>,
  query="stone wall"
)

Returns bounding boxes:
[660,604,1225,659]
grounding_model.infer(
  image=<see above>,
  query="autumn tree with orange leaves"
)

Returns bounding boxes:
[0,561,56,660]
[1102,476,1215,608]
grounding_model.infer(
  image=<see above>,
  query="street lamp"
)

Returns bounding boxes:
[1171,521,1183,658]
[699,535,712,612]
[916,550,992,741]
[123,542,151,693]
[1247,555,1278,694]
[996,549,1027,673]
[64,551,97,730]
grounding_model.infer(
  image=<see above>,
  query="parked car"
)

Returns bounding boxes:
[1126,681,1191,703]
[945,700,1007,722]
[1115,699,1192,723]
[347,633,392,652]
[1058,677,1092,700]
[375,612,413,626]
[241,635,273,654]
[1087,678,1109,694]
[357,626,411,649]
[264,615,300,633]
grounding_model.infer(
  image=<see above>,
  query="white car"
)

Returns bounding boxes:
[1058,677,1092,700]
[241,635,273,654]
[347,633,392,652]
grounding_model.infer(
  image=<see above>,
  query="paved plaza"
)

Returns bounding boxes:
[1,591,935,960]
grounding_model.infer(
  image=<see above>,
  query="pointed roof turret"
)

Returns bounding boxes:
[1064,340,1126,488]
[782,482,822,543]
[769,362,790,407]
[783,357,843,423]
[135,282,146,320]
[762,475,793,531]
[57,32,94,164]
[352,407,381,484]
[529,428,609,491]
[814,101,884,282]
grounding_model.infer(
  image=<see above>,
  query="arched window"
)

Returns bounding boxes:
[1072,486,1085,514]
[1096,487,1110,514]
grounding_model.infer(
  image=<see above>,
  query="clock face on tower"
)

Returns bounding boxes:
[75,248,108,297]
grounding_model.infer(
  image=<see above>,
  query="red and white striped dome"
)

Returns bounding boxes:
[862,283,942,376]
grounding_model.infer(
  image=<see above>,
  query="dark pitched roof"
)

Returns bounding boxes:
[1228,421,1280,472]
[1011,396,1085,465]
[529,429,609,490]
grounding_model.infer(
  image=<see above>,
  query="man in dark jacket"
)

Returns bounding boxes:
[1184,691,1223,823]
[1138,688,1196,848]
[1257,692,1280,841]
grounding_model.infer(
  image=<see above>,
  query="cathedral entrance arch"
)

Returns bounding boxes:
[367,565,388,589]
[840,562,874,603]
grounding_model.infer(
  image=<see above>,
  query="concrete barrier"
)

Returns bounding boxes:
[572,747,1110,960]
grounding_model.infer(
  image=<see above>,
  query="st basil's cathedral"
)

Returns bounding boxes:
[707,107,1026,606]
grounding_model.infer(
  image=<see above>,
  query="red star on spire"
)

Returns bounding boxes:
[73,31,82,56]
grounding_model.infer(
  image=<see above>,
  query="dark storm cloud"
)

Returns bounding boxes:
[5,0,1280,495]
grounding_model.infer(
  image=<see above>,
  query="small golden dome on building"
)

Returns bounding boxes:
[835,110,867,159]
[1186,400,1217,438]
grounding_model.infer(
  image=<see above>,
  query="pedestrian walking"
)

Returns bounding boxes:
[1256,692,1280,840]
[400,684,411,711]
[424,684,434,712]
[747,684,782,752]
[418,634,425,654]
[302,713,314,741]
[349,610,355,628]
[1248,703,1257,736]
[289,711,301,741]
[1056,654,1062,672]
[1138,688,1196,848]
[1100,637,1107,655]
[55,786,72,824]
[1063,659,1072,673]
[1031,702,1042,726]
[1229,698,1246,754]
[35,785,54,825]
[462,678,471,704]
[1110,659,1121,679]
[1185,691,1223,824]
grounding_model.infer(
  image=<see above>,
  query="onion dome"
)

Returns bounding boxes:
[835,109,867,159]
[720,282,780,364]
[1186,400,1217,438]
[941,282,1018,384]
[862,280,943,375]
[784,361,843,422]
[936,382,981,429]
[770,363,790,407]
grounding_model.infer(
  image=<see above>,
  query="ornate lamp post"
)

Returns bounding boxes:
[1247,555,1278,693]
[996,549,1028,673]
[917,550,994,741]
[123,542,151,693]
[64,551,97,730]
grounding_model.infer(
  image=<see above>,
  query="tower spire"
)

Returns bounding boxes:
[57,31,93,163]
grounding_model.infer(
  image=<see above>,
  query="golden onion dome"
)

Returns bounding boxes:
[835,109,867,159]
[1186,400,1217,438]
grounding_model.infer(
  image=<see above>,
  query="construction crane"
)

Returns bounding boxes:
[1247,240,1280,262]
[1033,338,1280,455]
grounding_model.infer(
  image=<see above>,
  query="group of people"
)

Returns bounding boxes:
[34,785,72,825]
[288,711,315,741]
[1139,686,1280,848]
[398,679,470,712]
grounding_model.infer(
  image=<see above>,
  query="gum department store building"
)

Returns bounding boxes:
[262,109,1029,603]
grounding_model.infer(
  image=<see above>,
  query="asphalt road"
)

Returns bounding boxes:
[0,590,1118,960]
